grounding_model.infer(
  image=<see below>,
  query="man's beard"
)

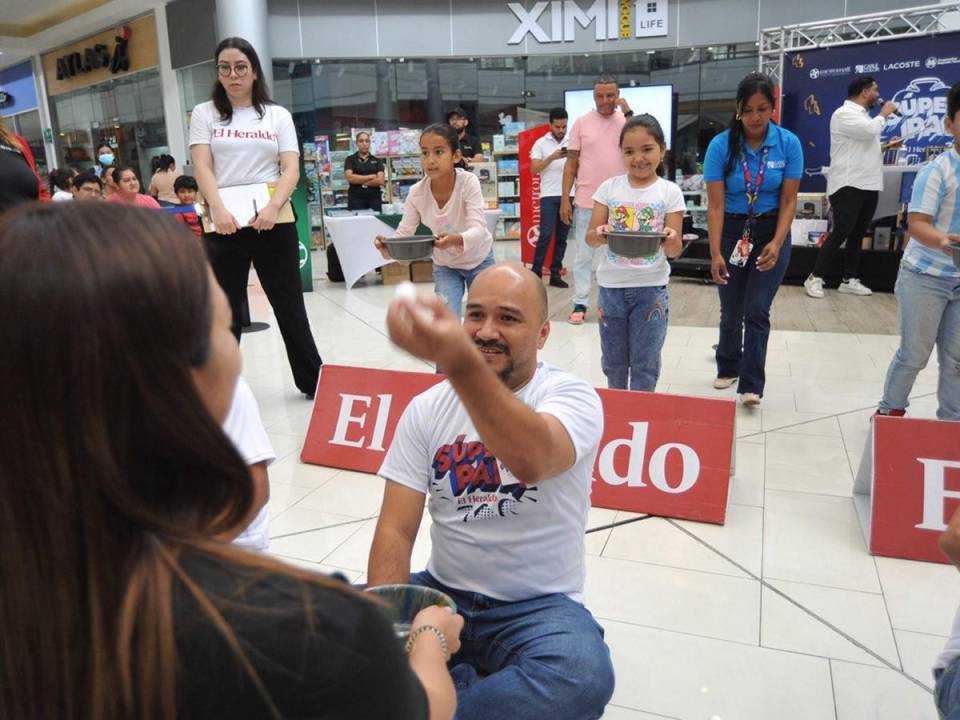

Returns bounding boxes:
[476,339,514,384]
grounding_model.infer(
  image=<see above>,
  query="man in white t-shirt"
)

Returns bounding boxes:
[223,377,275,551]
[529,107,574,287]
[368,262,614,720]
[935,505,960,718]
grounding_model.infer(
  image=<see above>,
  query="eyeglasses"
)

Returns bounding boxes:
[217,63,250,78]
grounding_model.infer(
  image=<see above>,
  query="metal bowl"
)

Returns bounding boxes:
[951,242,960,270]
[606,230,666,259]
[365,584,457,639]
[383,235,436,261]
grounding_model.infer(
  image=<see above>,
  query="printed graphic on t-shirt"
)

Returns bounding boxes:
[606,200,667,268]
[430,434,538,522]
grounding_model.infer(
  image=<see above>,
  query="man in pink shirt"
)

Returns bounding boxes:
[560,75,633,325]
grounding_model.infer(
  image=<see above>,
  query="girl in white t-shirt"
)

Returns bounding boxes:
[586,115,685,392]
[375,124,494,319]
[189,37,321,398]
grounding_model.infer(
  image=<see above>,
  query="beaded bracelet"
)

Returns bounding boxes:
[404,624,448,660]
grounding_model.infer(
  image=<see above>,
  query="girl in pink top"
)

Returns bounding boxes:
[106,167,161,209]
[376,124,494,319]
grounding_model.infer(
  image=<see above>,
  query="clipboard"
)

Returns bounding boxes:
[199,182,296,234]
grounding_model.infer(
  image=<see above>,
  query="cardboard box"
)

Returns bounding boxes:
[411,260,434,283]
[382,261,410,285]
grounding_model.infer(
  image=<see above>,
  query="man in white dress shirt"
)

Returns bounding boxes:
[805,76,901,298]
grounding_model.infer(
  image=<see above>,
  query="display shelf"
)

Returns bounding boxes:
[385,154,423,203]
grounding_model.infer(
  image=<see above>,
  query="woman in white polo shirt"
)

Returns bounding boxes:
[190,37,321,397]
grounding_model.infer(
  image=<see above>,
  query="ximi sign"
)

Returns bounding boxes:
[508,0,669,44]
[56,26,131,80]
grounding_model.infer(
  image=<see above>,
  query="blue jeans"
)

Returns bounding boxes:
[570,207,596,309]
[531,196,571,276]
[598,285,669,391]
[434,251,497,320]
[936,656,960,719]
[410,570,615,720]
[715,214,791,397]
[879,266,960,420]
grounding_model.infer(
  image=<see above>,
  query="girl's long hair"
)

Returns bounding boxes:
[0,203,352,720]
[0,116,24,152]
[723,72,777,177]
[211,37,273,123]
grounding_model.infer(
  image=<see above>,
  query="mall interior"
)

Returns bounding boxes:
[1,0,960,718]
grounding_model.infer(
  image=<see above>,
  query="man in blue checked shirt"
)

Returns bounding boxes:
[875,79,960,422]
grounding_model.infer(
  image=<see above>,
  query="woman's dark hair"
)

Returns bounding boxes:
[355,131,371,142]
[96,143,114,156]
[420,123,462,155]
[948,79,960,121]
[111,165,141,189]
[49,167,76,193]
[211,37,273,123]
[724,72,777,177]
[152,154,176,173]
[620,114,667,176]
[0,203,355,720]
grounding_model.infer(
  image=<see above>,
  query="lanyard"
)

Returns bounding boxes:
[740,145,769,216]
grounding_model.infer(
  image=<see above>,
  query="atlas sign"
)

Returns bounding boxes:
[302,365,735,524]
[507,0,668,45]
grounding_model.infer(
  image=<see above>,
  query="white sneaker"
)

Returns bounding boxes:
[804,274,825,299]
[739,392,762,408]
[713,376,737,389]
[838,278,873,296]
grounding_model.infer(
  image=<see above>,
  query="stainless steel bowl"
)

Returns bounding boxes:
[606,230,666,259]
[383,235,436,261]
[951,242,960,270]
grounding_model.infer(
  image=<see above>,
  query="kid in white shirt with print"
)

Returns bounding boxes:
[376,124,494,320]
[586,115,685,392]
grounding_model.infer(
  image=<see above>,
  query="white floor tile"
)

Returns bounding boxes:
[585,555,760,644]
[731,440,765,507]
[267,481,316,513]
[765,432,854,497]
[761,579,899,667]
[876,556,960,636]
[322,516,433,575]
[763,490,881,593]
[268,455,340,489]
[295,469,387,518]
[763,411,840,437]
[603,619,835,720]
[601,706,679,719]
[267,521,366,563]
[268,507,361,537]
[831,660,939,719]
[894,630,945,687]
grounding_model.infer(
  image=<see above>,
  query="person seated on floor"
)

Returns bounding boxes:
[0,202,461,720]
[935,505,960,719]
[368,261,615,720]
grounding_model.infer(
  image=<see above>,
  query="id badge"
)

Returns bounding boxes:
[728,234,754,268]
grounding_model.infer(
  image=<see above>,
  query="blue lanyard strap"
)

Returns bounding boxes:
[740,145,770,215]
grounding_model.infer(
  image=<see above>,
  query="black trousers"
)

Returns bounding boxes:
[347,193,382,212]
[204,223,322,395]
[813,186,879,281]
[531,195,571,276]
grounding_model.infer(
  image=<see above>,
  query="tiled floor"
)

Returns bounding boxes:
[241,242,950,719]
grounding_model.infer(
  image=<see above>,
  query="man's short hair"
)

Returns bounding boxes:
[948,79,960,121]
[73,171,102,190]
[548,107,568,123]
[174,175,199,192]
[594,74,618,88]
[848,76,876,98]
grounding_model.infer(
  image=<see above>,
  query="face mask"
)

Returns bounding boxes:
[98,153,114,166]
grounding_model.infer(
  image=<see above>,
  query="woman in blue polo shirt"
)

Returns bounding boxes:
[704,72,803,408]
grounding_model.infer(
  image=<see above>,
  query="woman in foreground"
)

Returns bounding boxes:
[0,202,460,720]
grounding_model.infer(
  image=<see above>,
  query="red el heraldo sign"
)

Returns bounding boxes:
[301,365,736,524]
[870,415,960,564]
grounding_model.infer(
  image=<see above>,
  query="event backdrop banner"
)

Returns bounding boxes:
[302,364,736,524]
[781,31,960,192]
[519,124,554,269]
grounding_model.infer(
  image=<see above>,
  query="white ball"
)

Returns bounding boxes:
[394,280,417,301]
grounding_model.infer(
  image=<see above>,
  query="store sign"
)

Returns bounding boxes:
[55,26,130,80]
[0,91,12,108]
[507,0,668,45]
[301,364,734,524]
[870,416,960,564]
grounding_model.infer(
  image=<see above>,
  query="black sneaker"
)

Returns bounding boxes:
[530,267,543,278]
[549,276,569,288]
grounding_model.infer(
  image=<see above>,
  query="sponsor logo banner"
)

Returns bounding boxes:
[302,365,736,524]
[870,416,960,564]
[782,31,960,191]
